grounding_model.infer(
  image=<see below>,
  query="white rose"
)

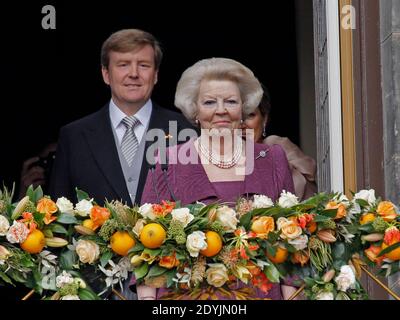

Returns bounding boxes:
[288,234,309,250]
[316,291,334,300]
[334,265,356,291]
[74,199,93,217]
[56,271,74,288]
[139,203,156,220]
[56,197,74,214]
[216,206,238,232]
[206,263,229,288]
[278,190,299,208]
[276,217,289,230]
[186,231,207,257]
[61,295,80,300]
[252,195,274,209]
[171,208,194,228]
[75,239,100,264]
[354,189,376,205]
[132,219,146,237]
[0,215,10,236]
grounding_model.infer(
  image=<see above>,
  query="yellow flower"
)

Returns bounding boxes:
[139,251,158,264]
[377,201,397,222]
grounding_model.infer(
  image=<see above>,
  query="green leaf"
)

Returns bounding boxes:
[267,231,280,243]
[0,271,14,286]
[49,223,68,234]
[378,242,400,257]
[25,185,34,201]
[358,223,375,232]
[75,188,90,202]
[79,288,101,300]
[355,199,369,208]
[57,213,78,224]
[129,243,145,253]
[43,228,53,238]
[166,270,176,288]
[313,214,330,222]
[60,250,77,270]
[100,251,113,267]
[285,242,297,253]
[266,244,277,257]
[33,186,44,203]
[264,263,280,283]
[147,265,168,277]
[321,209,338,218]
[239,212,252,229]
[134,263,149,280]
[143,248,161,256]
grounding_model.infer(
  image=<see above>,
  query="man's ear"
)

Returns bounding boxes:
[101,66,110,85]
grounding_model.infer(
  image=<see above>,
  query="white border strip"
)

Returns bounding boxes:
[326,0,344,193]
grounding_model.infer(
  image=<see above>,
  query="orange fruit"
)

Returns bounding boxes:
[307,221,317,233]
[110,231,136,256]
[382,242,400,261]
[359,213,376,225]
[267,245,288,264]
[83,219,95,230]
[140,223,166,249]
[200,231,223,257]
[21,229,45,254]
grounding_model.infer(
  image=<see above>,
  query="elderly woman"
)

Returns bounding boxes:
[242,90,317,201]
[137,58,296,300]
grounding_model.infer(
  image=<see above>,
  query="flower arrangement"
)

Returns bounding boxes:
[1,184,399,300]
[0,185,99,299]
[130,201,275,299]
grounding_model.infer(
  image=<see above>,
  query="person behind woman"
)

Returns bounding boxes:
[137,58,296,300]
[242,89,317,201]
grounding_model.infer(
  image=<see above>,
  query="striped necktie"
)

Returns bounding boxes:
[121,115,140,166]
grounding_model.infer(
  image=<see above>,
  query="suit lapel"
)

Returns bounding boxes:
[83,105,131,205]
[136,104,170,203]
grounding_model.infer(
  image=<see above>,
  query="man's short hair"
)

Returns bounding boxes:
[101,29,163,69]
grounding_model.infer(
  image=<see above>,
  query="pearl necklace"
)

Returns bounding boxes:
[198,136,243,169]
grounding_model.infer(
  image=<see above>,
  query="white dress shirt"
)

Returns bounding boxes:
[109,99,153,146]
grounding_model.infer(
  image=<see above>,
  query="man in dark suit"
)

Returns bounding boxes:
[49,29,194,207]
[48,29,195,300]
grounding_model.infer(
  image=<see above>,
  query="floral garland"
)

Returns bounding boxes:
[0,185,399,300]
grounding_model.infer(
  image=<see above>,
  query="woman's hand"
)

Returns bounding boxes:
[137,285,156,300]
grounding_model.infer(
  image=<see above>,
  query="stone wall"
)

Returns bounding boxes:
[380,0,400,297]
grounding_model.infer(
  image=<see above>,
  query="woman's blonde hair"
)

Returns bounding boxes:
[174,58,263,124]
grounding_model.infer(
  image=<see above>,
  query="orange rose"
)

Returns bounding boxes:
[90,206,111,230]
[159,253,179,269]
[37,198,58,225]
[325,201,347,219]
[364,245,384,265]
[291,250,310,266]
[377,201,397,222]
[251,216,275,239]
[383,226,400,246]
